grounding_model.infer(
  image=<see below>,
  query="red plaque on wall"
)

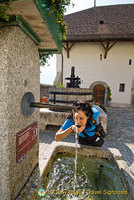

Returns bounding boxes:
[16,122,38,162]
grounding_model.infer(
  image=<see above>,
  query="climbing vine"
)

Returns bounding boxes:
[0,0,12,22]
[40,54,53,66]
[0,0,73,65]
[40,0,73,65]
[0,0,73,37]
[46,0,73,38]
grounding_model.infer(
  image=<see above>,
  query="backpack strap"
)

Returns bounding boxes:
[82,130,98,143]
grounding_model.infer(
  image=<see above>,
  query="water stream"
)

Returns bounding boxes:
[41,153,130,200]
[74,131,78,191]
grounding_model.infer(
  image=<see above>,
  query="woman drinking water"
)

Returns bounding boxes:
[55,101,105,147]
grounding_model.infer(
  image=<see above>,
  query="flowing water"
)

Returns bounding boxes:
[74,132,78,191]
[41,153,130,200]
[74,117,78,191]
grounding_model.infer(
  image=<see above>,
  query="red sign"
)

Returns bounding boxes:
[16,122,38,162]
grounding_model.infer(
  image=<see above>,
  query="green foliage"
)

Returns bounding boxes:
[46,0,74,39]
[39,1,73,64]
[99,104,107,113]
[0,0,73,64]
[0,0,12,22]
[0,0,73,38]
[39,54,53,66]
[56,82,65,88]
[107,86,112,100]
[95,102,107,113]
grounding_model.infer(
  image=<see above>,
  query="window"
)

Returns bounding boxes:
[119,83,125,92]
[100,20,104,24]
[129,59,132,65]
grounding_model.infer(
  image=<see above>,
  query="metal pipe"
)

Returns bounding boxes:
[30,102,75,110]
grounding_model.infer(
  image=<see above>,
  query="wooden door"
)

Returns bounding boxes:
[93,85,105,104]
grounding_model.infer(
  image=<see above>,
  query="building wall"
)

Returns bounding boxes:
[0,26,40,200]
[0,27,10,200]
[57,42,134,106]
[40,84,54,98]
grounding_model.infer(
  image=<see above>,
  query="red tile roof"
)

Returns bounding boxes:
[64,4,134,41]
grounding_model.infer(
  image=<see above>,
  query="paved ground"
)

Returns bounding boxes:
[39,106,134,176]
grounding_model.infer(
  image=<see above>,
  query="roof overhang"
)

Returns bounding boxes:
[64,34,134,42]
[0,0,63,54]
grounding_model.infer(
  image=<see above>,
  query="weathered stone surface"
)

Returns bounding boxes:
[0,26,40,200]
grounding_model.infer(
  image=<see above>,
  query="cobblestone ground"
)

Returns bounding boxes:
[39,107,134,176]
[105,107,134,176]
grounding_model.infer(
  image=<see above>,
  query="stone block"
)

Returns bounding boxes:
[0,26,40,200]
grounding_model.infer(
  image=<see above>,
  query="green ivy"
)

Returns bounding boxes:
[40,54,53,66]
[56,82,65,88]
[0,0,73,37]
[0,0,12,22]
[99,104,107,113]
[107,86,112,100]
[46,0,73,39]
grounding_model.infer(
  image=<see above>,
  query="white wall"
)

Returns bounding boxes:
[57,41,134,106]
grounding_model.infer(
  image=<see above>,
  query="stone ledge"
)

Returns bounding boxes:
[108,148,123,160]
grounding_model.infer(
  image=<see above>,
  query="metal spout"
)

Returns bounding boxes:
[30,102,75,110]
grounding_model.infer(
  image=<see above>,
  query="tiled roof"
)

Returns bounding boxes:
[64,4,134,41]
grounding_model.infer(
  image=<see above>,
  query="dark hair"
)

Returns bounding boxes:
[67,101,94,127]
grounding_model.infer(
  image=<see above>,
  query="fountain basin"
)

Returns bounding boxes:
[17,142,134,200]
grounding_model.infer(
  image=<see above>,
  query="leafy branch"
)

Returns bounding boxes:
[39,54,53,66]
[0,0,12,22]
[45,0,73,39]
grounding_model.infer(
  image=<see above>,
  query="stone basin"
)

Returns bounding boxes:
[16,142,134,200]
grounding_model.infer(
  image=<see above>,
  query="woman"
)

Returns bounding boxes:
[55,101,104,147]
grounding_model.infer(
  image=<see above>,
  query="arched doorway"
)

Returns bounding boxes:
[93,84,105,104]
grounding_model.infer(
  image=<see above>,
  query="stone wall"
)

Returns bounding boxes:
[0,27,10,199]
[40,84,54,98]
[0,26,40,200]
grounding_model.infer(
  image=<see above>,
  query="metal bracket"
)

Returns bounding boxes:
[21,92,35,117]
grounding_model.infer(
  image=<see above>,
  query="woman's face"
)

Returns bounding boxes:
[73,110,89,127]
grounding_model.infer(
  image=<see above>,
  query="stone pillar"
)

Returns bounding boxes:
[0,26,40,200]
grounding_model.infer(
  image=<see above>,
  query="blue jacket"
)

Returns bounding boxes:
[61,107,99,138]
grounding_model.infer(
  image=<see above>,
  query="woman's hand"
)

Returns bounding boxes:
[72,125,85,134]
